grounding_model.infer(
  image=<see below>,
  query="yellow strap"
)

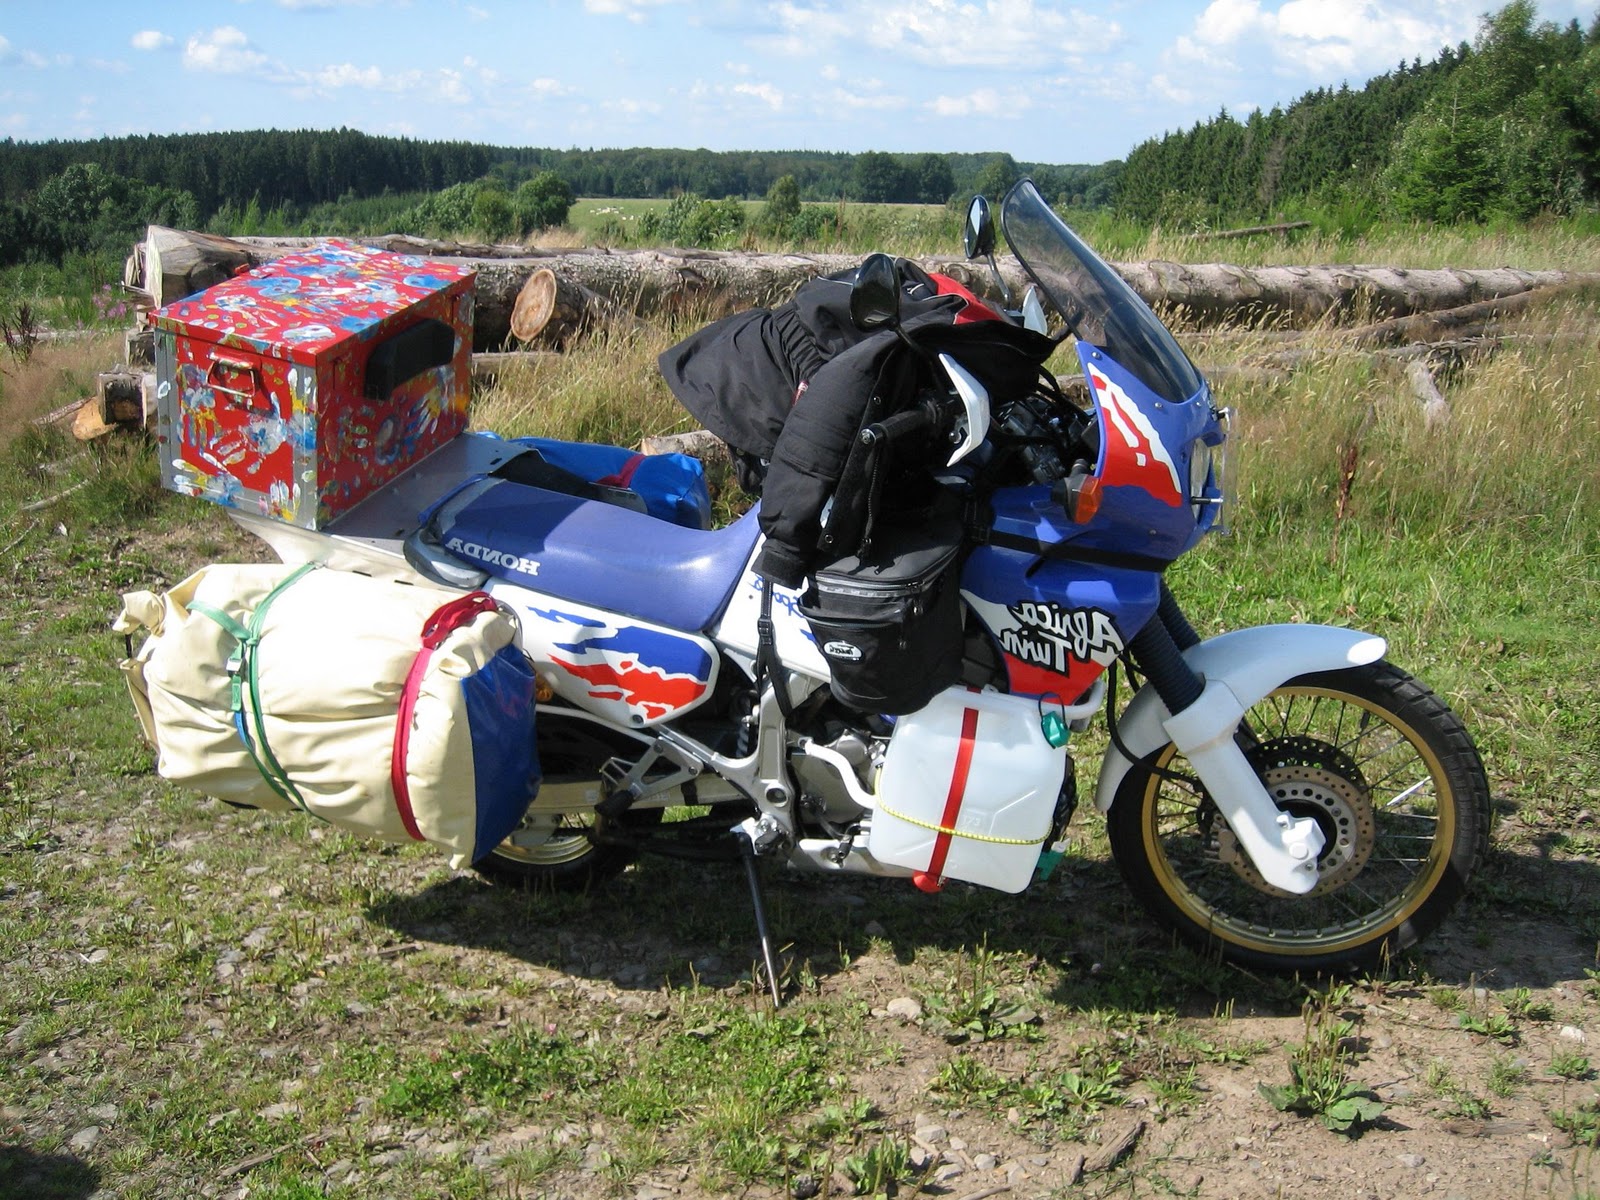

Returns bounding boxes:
[874,801,1048,847]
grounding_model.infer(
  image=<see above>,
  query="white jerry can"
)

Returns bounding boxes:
[869,687,1068,893]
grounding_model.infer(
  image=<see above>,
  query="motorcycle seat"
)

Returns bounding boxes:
[413,477,763,632]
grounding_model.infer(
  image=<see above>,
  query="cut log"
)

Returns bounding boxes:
[132,227,1600,347]
[638,429,729,462]
[143,225,261,309]
[1181,221,1314,241]
[1111,262,1600,328]
[125,326,155,368]
[470,349,560,384]
[510,268,617,346]
[96,368,152,425]
[1346,285,1585,348]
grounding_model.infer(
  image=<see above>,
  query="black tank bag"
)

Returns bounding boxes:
[799,510,965,716]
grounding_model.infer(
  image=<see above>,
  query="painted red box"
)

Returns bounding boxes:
[152,241,476,529]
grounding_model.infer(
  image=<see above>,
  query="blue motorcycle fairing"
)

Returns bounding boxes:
[961,545,1160,701]
[432,478,762,633]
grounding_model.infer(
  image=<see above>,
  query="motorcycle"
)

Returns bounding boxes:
[221,179,1491,990]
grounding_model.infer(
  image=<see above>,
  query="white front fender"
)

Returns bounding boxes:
[1093,623,1387,814]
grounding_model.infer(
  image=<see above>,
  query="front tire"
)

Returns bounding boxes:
[1106,661,1490,972]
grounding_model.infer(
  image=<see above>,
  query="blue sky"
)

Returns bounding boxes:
[1,1,1594,164]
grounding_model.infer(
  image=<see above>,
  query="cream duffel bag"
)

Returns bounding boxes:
[115,562,539,868]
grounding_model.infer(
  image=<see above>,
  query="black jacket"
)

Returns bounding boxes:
[659,263,1054,587]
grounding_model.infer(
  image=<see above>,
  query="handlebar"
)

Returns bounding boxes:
[860,400,940,448]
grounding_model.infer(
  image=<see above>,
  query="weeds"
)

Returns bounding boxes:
[1,298,39,363]
[1258,991,1385,1137]
[841,1135,912,1197]
[1552,1053,1595,1082]
[1,243,1599,1198]
[921,940,1041,1044]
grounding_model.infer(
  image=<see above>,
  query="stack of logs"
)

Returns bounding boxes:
[62,223,1600,442]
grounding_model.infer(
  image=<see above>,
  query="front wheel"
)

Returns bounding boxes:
[1106,661,1490,972]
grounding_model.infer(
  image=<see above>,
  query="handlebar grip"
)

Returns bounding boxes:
[860,403,936,447]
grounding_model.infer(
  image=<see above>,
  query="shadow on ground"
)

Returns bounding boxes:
[0,1144,101,1200]
[367,837,1600,1017]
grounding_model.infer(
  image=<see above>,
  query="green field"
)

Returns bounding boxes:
[2,228,1600,1198]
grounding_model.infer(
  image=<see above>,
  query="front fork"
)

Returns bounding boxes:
[1126,585,1325,894]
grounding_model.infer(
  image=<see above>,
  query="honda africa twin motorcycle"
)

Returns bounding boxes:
[227,179,1491,983]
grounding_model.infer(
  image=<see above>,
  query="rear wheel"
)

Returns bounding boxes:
[472,797,661,891]
[1106,661,1490,971]
[472,710,661,891]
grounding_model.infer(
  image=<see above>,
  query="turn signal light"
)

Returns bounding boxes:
[1053,468,1102,524]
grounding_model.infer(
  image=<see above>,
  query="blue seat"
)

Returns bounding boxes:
[429,479,762,632]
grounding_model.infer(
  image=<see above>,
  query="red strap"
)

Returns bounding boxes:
[596,453,646,489]
[913,705,981,892]
[419,590,497,649]
[392,591,498,840]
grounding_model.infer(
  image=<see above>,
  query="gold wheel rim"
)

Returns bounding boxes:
[1138,684,1456,958]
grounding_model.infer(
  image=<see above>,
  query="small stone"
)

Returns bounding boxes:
[68,1126,101,1153]
[908,1146,931,1170]
[949,1136,967,1151]
[934,1164,965,1183]
[87,1104,119,1124]
[791,1174,821,1200]
[1561,1025,1588,1043]
[974,1152,998,1170]
[1397,1154,1425,1169]
[914,1123,947,1143]
[886,997,923,1021]
[863,920,887,938]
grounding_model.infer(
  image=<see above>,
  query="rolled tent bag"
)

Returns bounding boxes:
[115,562,539,868]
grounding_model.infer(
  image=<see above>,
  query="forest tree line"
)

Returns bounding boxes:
[1119,1,1600,226]
[0,129,1103,267]
[0,1,1595,269]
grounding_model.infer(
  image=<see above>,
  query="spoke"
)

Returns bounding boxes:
[1383,777,1432,808]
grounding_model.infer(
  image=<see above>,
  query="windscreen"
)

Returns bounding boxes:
[1001,180,1206,405]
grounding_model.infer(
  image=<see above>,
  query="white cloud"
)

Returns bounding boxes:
[467,5,490,20]
[761,0,1116,71]
[184,26,272,74]
[603,97,664,114]
[529,77,574,98]
[437,68,470,104]
[584,0,681,22]
[313,62,388,88]
[825,86,910,112]
[2,38,54,69]
[1176,0,1479,81]
[928,86,1029,118]
[734,81,784,110]
[131,30,173,51]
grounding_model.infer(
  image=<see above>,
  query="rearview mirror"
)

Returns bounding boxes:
[964,196,996,259]
[850,253,901,330]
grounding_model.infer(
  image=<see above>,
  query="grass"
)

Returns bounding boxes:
[2,232,1600,1196]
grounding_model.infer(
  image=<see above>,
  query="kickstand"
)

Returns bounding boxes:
[736,827,784,1008]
